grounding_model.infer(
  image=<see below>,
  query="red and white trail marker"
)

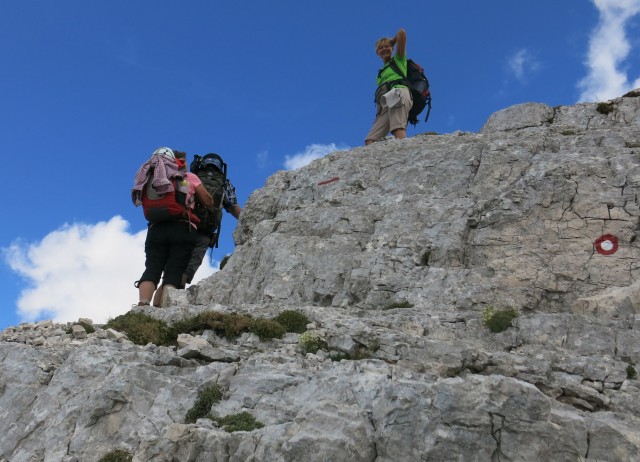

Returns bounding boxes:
[594,234,619,255]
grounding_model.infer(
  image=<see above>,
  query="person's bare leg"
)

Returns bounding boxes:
[152,286,163,307]
[153,284,178,307]
[392,128,407,139]
[138,281,155,305]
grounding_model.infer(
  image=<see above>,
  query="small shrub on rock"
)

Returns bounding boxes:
[482,306,519,333]
[106,309,311,347]
[217,412,264,432]
[329,351,350,361]
[217,313,255,338]
[172,311,254,339]
[596,102,614,114]
[627,365,638,380]
[185,384,223,424]
[384,300,414,310]
[98,449,132,462]
[273,310,309,333]
[351,344,376,360]
[105,312,171,346]
[299,332,329,354]
[250,318,286,341]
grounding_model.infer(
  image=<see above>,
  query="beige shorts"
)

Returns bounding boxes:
[365,86,413,142]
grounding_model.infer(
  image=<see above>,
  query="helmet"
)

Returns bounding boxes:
[152,147,175,160]
[202,153,224,171]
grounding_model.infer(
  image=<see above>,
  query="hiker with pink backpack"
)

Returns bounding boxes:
[131,147,213,307]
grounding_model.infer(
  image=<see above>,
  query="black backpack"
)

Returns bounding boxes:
[382,58,432,126]
[190,153,227,248]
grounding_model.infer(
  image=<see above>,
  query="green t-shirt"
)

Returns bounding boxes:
[376,55,408,88]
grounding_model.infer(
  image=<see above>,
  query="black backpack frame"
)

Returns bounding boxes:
[190,153,228,249]
[190,153,227,178]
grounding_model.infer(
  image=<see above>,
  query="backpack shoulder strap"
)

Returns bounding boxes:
[377,58,409,91]
[387,58,407,79]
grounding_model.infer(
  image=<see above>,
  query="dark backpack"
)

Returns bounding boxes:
[381,58,432,126]
[141,173,198,224]
[190,153,227,248]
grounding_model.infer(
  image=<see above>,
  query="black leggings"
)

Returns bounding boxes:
[139,221,197,288]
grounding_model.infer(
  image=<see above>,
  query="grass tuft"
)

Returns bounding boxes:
[185,384,224,424]
[170,311,254,340]
[384,301,414,310]
[217,412,264,432]
[482,306,519,333]
[273,310,310,333]
[105,312,171,346]
[299,331,329,354]
[250,318,286,341]
[106,308,311,346]
[98,449,132,462]
[596,102,614,114]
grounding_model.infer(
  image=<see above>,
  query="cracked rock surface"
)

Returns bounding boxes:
[1,91,640,461]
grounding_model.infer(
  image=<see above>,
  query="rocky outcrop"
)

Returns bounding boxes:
[1,91,640,461]
[195,94,640,316]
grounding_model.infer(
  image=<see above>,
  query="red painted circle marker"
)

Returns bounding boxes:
[594,234,619,255]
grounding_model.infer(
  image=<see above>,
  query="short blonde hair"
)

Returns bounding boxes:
[375,37,392,52]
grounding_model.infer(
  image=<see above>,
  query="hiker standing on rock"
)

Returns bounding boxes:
[151,152,242,306]
[365,28,413,145]
[183,182,241,286]
[182,153,241,284]
[131,147,213,307]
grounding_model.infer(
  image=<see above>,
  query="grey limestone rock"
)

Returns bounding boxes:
[1,90,640,461]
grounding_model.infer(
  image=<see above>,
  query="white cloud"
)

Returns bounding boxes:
[507,49,540,82]
[2,216,218,325]
[284,143,349,170]
[256,150,269,169]
[578,0,640,101]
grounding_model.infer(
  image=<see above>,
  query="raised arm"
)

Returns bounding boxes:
[194,184,213,211]
[228,204,242,219]
[391,28,407,58]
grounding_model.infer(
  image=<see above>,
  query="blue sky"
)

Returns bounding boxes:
[1,0,640,330]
